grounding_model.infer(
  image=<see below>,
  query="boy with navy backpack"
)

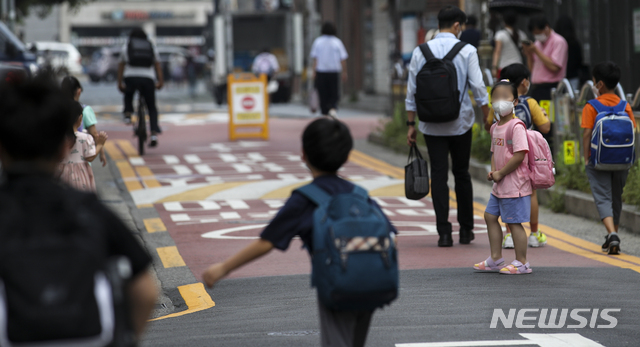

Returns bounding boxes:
[202,118,398,347]
[581,61,637,255]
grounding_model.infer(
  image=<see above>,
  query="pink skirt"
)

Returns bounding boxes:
[59,162,96,192]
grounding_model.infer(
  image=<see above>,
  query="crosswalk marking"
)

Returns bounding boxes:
[247,174,264,180]
[397,197,427,207]
[198,201,221,210]
[220,154,238,162]
[170,214,191,222]
[173,165,193,175]
[263,163,285,172]
[194,164,214,175]
[129,157,146,166]
[277,174,300,180]
[163,155,180,164]
[184,154,202,164]
[225,200,250,209]
[247,152,266,161]
[232,164,252,173]
[287,155,300,161]
[220,212,241,219]
[164,202,184,211]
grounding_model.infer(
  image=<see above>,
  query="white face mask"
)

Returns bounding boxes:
[534,33,548,43]
[522,80,530,94]
[493,100,516,120]
[457,28,462,39]
[592,85,600,97]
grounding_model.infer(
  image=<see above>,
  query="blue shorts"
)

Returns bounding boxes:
[485,194,531,224]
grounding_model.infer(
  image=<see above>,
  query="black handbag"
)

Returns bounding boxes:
[405,144,430,200]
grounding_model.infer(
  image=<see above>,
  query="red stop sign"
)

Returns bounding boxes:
[241,96,256,110]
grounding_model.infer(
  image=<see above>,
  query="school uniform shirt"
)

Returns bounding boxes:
[405,32,489,136]
[580,93,637,130]
[310,35,348,72]
[120,41,161,80]
[260,175,397,252]
[490,118,532,198]
[531,30,568,84]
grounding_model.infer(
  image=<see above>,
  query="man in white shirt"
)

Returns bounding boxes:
[252,48,280,80]
[405,6,490,247]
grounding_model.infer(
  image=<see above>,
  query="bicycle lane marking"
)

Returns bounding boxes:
[348,149,640,273]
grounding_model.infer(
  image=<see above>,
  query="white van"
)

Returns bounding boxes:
[26,41,83,75]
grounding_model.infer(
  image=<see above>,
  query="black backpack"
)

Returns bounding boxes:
[127,38,154,68]
[0,176,134,346]
[415,41,467,123]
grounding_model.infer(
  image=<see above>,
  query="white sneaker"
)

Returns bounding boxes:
[528,230,547,248]
[502,233,514,249]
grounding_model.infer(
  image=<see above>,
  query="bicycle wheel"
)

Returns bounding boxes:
[136,96,147,155]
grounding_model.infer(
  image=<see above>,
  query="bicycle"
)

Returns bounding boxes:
[133,94,148,156]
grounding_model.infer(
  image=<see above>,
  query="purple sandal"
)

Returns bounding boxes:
[473,257,505,272]
[500,260,533,275]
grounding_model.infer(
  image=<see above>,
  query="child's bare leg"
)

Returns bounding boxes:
[485,212,503,261]
[509,223,528,264]
[530,190,539,233]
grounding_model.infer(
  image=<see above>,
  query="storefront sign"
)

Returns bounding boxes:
[103,10,196,21]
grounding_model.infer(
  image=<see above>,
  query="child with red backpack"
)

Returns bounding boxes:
[582,62,637,255]
[475,81,539,274]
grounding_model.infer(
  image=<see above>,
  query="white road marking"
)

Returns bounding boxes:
[163,155,180,164]
[163,202,184,211]
[348,175,365,180]
[160,179,193,187]
[194,164,214,175]
[396,209,435,217]
[277,174,300,180]
[247,174,264,180]
[198,201,221,210]
[170,214,190,222]
[264,200,285,209]
[395,333,606,347]
[184,154,202,164]
[129,157,145,166]
[247,152,266,161]
[220,154,238,162]
[220,212,241,219]
[173,165,193,175]
[397,197,427,207]
[210,143,231,152]
[287,155,301,161]
[232,164,253,173]
[263,163,285,172]
[225,200,250,209]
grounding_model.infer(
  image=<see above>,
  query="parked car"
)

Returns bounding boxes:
[0,21,38,77]
[87,46,121,83]
[26,41,83,75]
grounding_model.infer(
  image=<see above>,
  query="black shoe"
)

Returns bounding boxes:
[602,233,621,255]
[459,229,475,244]
[438,234,453,247]
[149,135,158,148]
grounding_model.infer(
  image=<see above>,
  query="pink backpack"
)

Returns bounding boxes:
[498,119,556,190]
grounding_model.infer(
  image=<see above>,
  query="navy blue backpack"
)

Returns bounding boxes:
[514,95,533,130]
[296,183,398,311]
[588,99,636,170]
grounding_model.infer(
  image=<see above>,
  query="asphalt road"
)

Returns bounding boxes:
[86,84,640,347]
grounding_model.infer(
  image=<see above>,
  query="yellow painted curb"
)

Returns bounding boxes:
[144,218,167,233]
[156,246,186,268]
[149,283,215,321]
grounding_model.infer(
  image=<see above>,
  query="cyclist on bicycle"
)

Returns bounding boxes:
[117,28,164,147]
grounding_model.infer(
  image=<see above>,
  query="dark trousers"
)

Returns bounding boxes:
[123,77,161,133]
[318,299,373,347]
[315,72,340,115]
[530,82,559,155]
[423,129,474,235]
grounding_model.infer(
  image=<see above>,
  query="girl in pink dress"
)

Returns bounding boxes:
[59,102,108,192]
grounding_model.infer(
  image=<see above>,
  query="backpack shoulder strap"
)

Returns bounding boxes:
[351,185,369,200]
[612,100,628,114]
[506,119,527,147]
[295,183,332,207]
[444,42,467,61]
[418,43,435,61]
[587,99,607,113]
